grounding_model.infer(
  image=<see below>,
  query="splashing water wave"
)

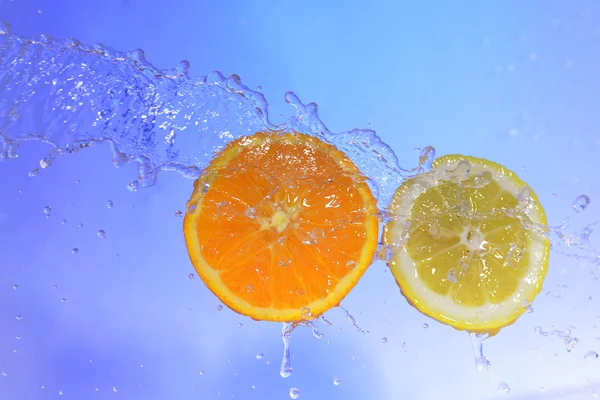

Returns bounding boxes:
[0,21,415,207]
[0,21,597,265]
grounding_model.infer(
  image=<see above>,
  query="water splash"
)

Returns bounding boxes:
[0,22,409,208]
[534,325,579,352]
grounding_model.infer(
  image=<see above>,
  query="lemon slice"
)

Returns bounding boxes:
[383,154,550,334]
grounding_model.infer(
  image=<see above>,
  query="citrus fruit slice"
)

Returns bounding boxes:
[183,131,379,322]
[383,154,549,334]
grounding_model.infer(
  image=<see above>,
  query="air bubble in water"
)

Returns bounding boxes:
[112,387,118,393]
[572,195,590,213]
[61,298,68,303]
[174,210,183,218]
[13,285,18,290]
[216,305,223,311]
[71,248,79,255]
[106,200,114,209]
[381,337,388,344]
[256,353,263,360]
[585,350,598,361]
[58,390,63,395]
[423,323,429,329]
[60,219,67,225]
[188,273,194,279]
[97,230,106,239]
[29,168,40,177]
[289,387,300,399]
[15,315,22,321]
[333,378,341,386]
[497,382,511,393]
[43,206,51,216]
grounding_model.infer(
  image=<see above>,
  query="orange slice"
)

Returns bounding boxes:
[183,131,379,322]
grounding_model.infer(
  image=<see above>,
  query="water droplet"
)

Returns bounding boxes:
[13,284,18,290]
[238,323,243,328]
[423,323,429,329]
[300,307,313,320]
[216,305,223,311]
[43,206,51,215]
[187,273,194,279]
[381,337,388,344]
[97,229,106,239]
[333,378,341,386]
[256,353,263,360]
[573,195,590,213]
[71,248,79,255]
[37,9,43,14]
[245,285,253,293]
[127,181,139,192]
[15,315,22,321]
[112,387,118,392]
[244,207,257,219]
[473,171,492,188]
[174,210,183,218]
[534,326,543,335]
[1,372,7,377]
[289,387,300,399]
[497,382,511,393]
[199,371,204,375]
[58,390,64,395]
[16,334,21,339]
[522,300,534,314]
[61,298,67,303]
[585,350,598,361]
[106,200,114,209]
[448,268,458,283]
[376,244,392,262]
[60,219,67,225]
[78,223,83,228]
[29,168,40,177]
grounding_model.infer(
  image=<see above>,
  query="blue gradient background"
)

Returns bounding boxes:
[1,1,600,399]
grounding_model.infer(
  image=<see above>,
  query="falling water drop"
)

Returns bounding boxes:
[471,332,491,371]
[280,322,294,378]
[497,382,511,393]
[572,195,590,213]
[289,387,300,399]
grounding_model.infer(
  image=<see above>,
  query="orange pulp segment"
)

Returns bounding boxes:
[183,131,379,322]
